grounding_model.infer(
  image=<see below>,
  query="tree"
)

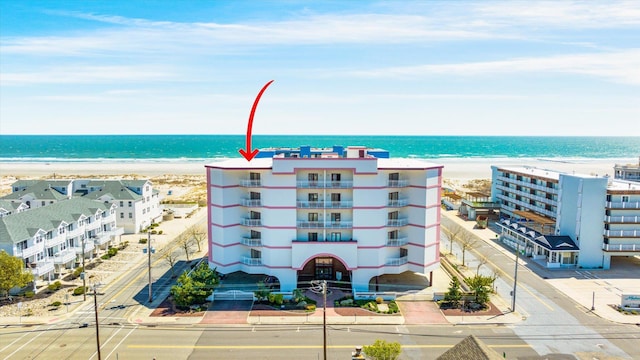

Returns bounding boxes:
[443,276,462,308]
[190,262,219,292]
[0,251,34,297]
[188,224,207,253]
[443,222,463,255]
[476,255,490,275]
[464,275,494,306]
[458,231,478,267]
[163,251,179,278]
[177,233,193,261]
[363,339,402,360]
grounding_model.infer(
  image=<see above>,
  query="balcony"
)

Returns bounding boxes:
[387,199,409,208]
[65,227,83,239]
[53,249,76,264]
[17,242,45,259]
[604,215,640,223]
[297,221,324,228]
[29,260,54,276]
[103,228,125,238]
[325,180,353,189]
[385,256,408,266]
[386,218,409,227]
[242,256,263,266]
[386,237,409,246]
[241,199,263,207]
[45,235,66,248]
[297,180,325,188]
[604,229,640,238]
[241,237,262,247]
[324,221,353,229]
[93,235,111,246]
[74,241,95,254]
[606,201,640,209]
[603,243,640,252]
[239,179,262,187]
[241,218,262,227]
[324,201,353,209]
[387,180,409,188]
[496,175,558,194]
[297,200,324,208]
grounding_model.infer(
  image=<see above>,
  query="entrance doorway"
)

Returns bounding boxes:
[297,256,350,288]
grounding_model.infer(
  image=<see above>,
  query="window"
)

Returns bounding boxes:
[308,193,318,202]
[128,201,132,207]
[41,201,45,206]
[389,192,399,201]
[129,212,133,219]
[249,172,261,180]
[388,230,398,239]
[331,173,341,182]
[622,196,629,202]
[400,248,408,258]
[388,211,399,220]
[119,201,124,207]
[251,230,261,239]
[120,212,124,219]
[250,211,261,220]
[389,173,399,181]
[250,248,261,259]
[308,232,318,241]
[315,258,333,279]
[308,173,319,184]
[308,213,319,222]
[143,209,146,214]
[250,192,261,200]
[331,193,341,204]
[331,232,341,241]
[331,213,341,222]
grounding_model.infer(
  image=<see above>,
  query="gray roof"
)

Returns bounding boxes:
[437,335,504,360]
[1,181,69,201]
[0,200,23,212]
[534,235,579,251]
[82,180,146,201]
[0,198,113,244]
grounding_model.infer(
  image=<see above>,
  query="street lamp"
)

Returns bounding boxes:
[511,241,520,312]
[81,235,86,301]
[93,284,102,360]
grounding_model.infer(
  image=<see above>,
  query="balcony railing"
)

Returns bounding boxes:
[239,179,262,187]
[324,221,353,229]
[606,201,640,209]
[496,175,558,194]
[53,249,76,264]
[604,229,640,238]
[297,180,325,188]
[45,235,66,249]
[241,237,262,247]
[604,215,640,223]
[386,237,409,247]
[387,199,409,207]
[386,218,409,227]
[103,228,125,237]
[17,242,45,259]
[385,256,408,266]
[241,199,263,207]
[387,180,409,188]
[602,243,640,252]
[93,235,111,246]
[325,181,353,189]
[29,260,54,276]
[241,218,262,227]
[242,256,263,266]
[74,241,95,254]
[297,221,324,228]
[324,201,353,209]
[297,201,324,208]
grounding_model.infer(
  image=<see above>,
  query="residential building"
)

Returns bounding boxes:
[206,145,443,292]
[614,158,640,182]
[0,197,123,285]
[491,166,640,269]
[0,199,29,218]
[2,179,163,234]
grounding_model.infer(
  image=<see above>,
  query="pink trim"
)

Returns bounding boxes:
[211,204,241,208]
[263,245,292,249]
[207,170,213,263]
[211,223,241,228]
[211,241,242,248]
[408,185,428,189]
[210,184,240,189]
[271,166,377,175]
[293,253,354,271]
[407,241,438,249]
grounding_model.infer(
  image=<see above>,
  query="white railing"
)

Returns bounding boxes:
[604,230,640,237]
[93,235,111,246]
[387,199,409,207]
[606,201,640,209]
[239,179,262,187]
[29,260,54,276]
[324,221,353,229]
[604,215,640,223]
[385,256,408,266]
[602,243,640,252]
[496,175,558,194]
[104,228,125,237]
[65,227,83,239]
[297,221,324,228]
[242,256,263,266]
[53,249,76,264]
[241,218,262,226]
[241,237,262,247]
[74,241,95,254]
[387,180,409,188]
[386,218,409,227]
[296,201,324,208]
[296,180,325,188]
[386,237,409,246]
[241,199,262,207]
[324,201,353,208]
[325,180,353,189]
[17,242,45,259]
[45,235,66,248]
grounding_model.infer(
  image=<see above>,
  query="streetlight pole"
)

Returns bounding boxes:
[93,285,102,360]
[511,241,520,312]
[148,231,152,303]
[322,280,327,360]
[82,236,86,301]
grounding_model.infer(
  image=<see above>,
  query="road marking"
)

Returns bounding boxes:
[2,325,55,360]
[105,325,137,360]
[0,325,43,353]
[128,344,531,350]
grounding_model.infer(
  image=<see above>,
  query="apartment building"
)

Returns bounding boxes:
[614,158,640,182]
[491,166,640,269]
[2,179,163,234]
[0,197,123,285]
[206,145,443,292]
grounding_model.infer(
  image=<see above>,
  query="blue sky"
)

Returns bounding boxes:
[1,1,639,136]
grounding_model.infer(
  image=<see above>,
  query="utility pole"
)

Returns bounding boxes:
[323,280,327,360]
[148,231,153,303]
[93,285,102,360]
[82,236,86,301]
[512,242,520,312]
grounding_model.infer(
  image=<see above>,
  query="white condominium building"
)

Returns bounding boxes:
[491,166,640,269]
[206,145,443,291]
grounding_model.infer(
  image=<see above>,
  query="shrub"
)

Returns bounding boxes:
[306,304,316,311]
[50,301,62,307]
[158,230,163,235]
[274,293,284,306]
[24,291,35,298]
[151,230,158,235]
[139,238,148,244]
[73,286,87,296]
[48,281,62,292]
[72,267,84,279]
[108,247,118,257]
[101,254,110,260]
[388,301,399,314]
[375,296,383,304]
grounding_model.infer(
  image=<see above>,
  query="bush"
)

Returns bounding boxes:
[72,267,84,279]
[48,281,62,292]
[50,301,62,307]
[151,230,157,235]
[24,291,35,298]
[73,286,87,296]
[306,304,316,311]
[101,254,110,260]
[158,230,163,235]
[375,296,383,304]
[139,238,148,244]
[388,301,399,314]
[108,247,118,257]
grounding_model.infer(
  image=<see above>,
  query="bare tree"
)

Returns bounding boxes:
[458,231,478,268]
[476,255,490,275]
[188,224,207,253]
[178,233,193,261]
[163,251,179,278]
[442,222,464,255]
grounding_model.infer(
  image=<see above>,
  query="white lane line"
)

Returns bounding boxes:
[0,325,43,353]
[89,325,124,360]
[2,325,55,360]
[105,326,137,360]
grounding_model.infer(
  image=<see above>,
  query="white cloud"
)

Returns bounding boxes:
[1,65,175,85]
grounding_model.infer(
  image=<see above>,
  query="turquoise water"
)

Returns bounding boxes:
[0,135,637,162]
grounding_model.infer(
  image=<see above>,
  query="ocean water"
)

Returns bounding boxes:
[0,135,638,162]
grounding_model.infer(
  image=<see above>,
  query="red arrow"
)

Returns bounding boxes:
[239,80,275,161]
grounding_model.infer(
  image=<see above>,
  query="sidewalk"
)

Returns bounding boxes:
[441,210,640,325]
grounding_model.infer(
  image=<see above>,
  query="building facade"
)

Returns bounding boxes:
[0,197,123,285]
[206,146,443,291]
[491,166,640,269]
